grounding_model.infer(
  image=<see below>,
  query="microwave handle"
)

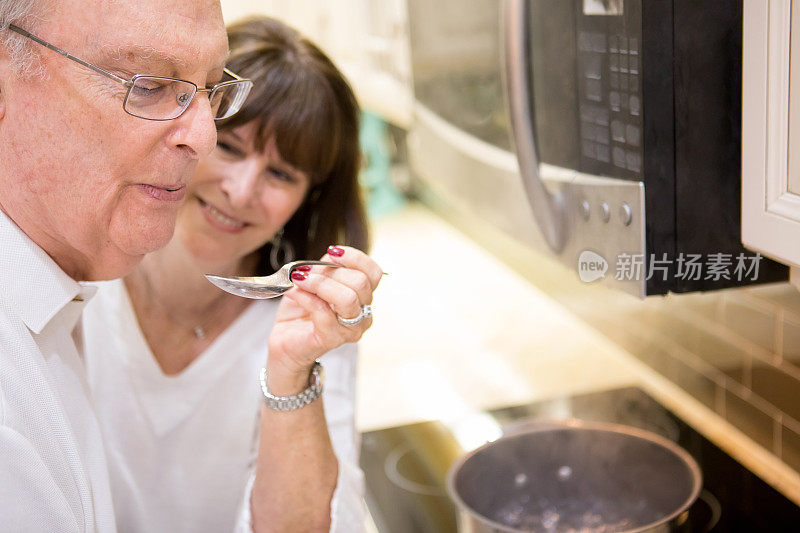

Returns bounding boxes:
[503,0,567,253]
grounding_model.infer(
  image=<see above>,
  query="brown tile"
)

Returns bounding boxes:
[783,317,800,366]
[671,358,717,411]
[781,424,800,473]
[631,343,675,378]
[591,313,665,363]
[750,362,800,422]
[720,296,777,354]
[658,313,748,384]
[671,292,723,321]
[633,344,719,415]
[747,283,800,320]
[725,389,775,452]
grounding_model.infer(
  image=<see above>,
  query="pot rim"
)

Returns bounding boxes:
[445,418,703,533]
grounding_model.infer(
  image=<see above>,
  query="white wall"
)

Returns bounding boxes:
[220,0,267,26]
[220,1,333,44]
[218,0,413,127]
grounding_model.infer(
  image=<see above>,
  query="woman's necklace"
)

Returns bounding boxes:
[192,325,207,340]
[133,269,243,342]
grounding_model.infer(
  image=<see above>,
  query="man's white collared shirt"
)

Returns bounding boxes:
[0,210,116,532]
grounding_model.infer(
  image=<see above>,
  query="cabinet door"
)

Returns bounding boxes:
[742,0,800,276]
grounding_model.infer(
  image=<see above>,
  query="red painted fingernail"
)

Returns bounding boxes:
[291,271,308,281]
[295,265,312,272]
[328,246,345,257]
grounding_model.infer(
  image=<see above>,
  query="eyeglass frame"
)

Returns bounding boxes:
[7,23,253,122]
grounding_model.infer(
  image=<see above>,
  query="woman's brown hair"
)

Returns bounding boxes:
[221,16,369,271]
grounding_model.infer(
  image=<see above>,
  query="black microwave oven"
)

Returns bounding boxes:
[406,0,787,296]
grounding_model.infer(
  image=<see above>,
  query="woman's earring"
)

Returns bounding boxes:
[307,210,319,243]
[269,228,295,271]
[306,189,322,242]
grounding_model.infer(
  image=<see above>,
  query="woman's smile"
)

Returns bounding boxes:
[198,198,249,233]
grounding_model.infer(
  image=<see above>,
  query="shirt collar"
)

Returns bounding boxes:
[0,209,92,334]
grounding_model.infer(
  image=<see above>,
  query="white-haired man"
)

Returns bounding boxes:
[0,0,251,529]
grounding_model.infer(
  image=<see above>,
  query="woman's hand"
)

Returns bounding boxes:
[266,245,383,393]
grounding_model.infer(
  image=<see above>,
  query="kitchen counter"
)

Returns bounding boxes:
[359,202,800,506]
[358,202,639,431]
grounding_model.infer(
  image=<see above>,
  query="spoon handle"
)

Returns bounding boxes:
[286,260,342,271]
[286,260,389,276]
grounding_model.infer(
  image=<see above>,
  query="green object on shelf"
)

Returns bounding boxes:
[360,111,405,219]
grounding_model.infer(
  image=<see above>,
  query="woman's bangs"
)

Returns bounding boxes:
[250,69,342,183]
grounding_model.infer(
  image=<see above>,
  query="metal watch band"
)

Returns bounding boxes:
[259,361,324,412]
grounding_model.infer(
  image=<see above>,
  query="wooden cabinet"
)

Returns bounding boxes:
[742,0,800,286]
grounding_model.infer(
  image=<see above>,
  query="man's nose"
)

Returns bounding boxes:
[167,94,218,159]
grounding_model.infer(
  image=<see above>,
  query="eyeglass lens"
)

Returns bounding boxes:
[124,77,251,121]
[211,82,252,121]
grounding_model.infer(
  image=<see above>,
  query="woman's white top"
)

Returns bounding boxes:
[82,279,365,533]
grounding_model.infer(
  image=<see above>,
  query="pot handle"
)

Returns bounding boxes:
[502,0,568,253]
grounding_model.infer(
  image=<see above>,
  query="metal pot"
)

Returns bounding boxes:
[447,420,702,532]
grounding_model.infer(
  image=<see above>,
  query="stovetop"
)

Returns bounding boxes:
[359,387,800,532]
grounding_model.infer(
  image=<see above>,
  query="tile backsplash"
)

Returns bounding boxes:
[558,280,800,473]
[661,285,800,471]
[429,194,800,475]
[548,276,800,472]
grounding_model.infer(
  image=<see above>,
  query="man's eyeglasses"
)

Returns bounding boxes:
[8,24,253,121]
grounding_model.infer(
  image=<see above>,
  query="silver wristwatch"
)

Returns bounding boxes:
[259,361,324,412]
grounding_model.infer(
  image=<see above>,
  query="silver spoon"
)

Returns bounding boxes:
[205,260,342,299]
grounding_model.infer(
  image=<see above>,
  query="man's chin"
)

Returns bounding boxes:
[92,219,177,280]
[125,225,176,257]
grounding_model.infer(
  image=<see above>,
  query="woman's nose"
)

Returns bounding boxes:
[221,162,260,207]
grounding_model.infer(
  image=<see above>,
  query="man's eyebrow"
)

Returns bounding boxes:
[97,44,189,71]
[105,43,230,72]
[96,45,228,84]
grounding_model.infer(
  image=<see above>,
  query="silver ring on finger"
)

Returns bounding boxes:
[337,304,372,327]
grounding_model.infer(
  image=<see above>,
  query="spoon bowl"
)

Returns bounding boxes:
[205,260,341,299]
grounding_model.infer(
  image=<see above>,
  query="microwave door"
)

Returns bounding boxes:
[407,0,787,296]
[504,0,646,297]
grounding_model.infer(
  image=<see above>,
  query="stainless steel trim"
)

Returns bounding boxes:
[600,202,611,223]
[503,0,568,253]
[410,102,647,298]
[621,203,633,226]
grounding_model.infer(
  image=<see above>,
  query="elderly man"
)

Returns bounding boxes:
[0,0,250,530]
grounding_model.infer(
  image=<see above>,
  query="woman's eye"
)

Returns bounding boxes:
[268,166,293,183]
[216,141,243,158]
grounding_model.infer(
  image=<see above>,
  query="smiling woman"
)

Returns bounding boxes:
[81,14,380,533]
[219,16,369,263]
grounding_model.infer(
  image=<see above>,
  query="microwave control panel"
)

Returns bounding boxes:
[576,2,643,182]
